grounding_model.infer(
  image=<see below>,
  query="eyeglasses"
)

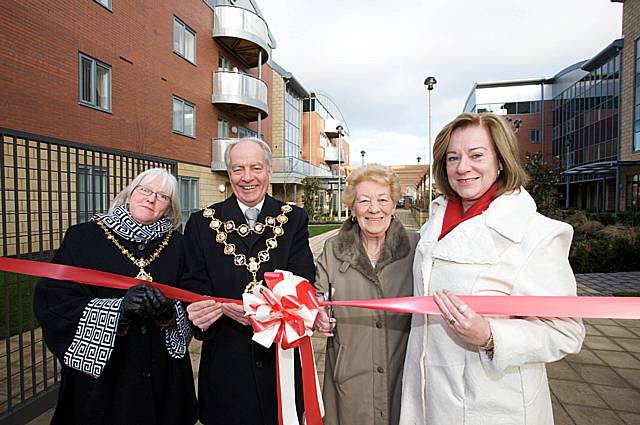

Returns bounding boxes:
[135,185,171,203]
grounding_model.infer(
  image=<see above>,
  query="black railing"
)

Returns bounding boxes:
[0,128,176,424]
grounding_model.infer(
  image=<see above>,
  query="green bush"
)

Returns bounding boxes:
[569,234,640,273]
[589,212,617,226]
[619,210,640,227]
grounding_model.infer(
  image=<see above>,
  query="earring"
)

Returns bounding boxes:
[350,216,356,223]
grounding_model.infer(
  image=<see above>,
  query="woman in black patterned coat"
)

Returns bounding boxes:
[33,168,197,425]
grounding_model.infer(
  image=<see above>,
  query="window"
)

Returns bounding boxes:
[178,176,199,228]
[218,54,230,71]
[173,17,196,64]
[94,0,111,10]
[238,125,257,139]
[284,86,302,158]
[634,39,640,151]
[173,96,195,137]
[218,118,230,138]
[77,165,108,223]
[530,129,540,144]
[79,53,111,111]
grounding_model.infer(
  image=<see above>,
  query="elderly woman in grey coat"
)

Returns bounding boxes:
[314,165,418,425]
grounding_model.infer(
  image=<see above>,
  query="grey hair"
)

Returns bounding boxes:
[110,168,182,230]
[224,137,273,170]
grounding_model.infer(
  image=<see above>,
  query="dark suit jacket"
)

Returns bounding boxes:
[181,194,315,425]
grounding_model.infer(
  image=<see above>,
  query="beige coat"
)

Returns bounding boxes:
[400,188,585,425]
[315,218,419,425]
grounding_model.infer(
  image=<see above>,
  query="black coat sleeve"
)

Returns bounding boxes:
[33,226,96,361]
[180,211,219,341]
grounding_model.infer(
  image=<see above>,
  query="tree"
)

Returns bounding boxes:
[302,177,319,220]
[524,152,561,218]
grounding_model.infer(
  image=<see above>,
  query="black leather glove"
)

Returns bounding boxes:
[120,284,153,323]
[146,286,175,319]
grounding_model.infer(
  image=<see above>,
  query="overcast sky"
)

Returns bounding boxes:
[258,0,623,166]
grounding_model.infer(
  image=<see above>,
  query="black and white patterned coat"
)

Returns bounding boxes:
[34,222,198,425]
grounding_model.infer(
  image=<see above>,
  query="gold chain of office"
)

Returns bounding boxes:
[97,220,173,282]
[202,204,293,293]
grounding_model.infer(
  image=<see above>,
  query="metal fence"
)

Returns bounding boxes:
[0,128,177,424]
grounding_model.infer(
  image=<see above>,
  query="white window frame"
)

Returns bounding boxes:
[173,17,196,64]
[79,53,111,112]
[172,96,196,138]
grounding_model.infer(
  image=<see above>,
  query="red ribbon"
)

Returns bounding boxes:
[1,256,638,319]
[2,256,640,425]
[0,256,241,304]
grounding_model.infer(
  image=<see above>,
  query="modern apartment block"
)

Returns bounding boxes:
[270,62,333,206]
[464,0,639,213]
[463,79,554,163]
[0,0,278,419]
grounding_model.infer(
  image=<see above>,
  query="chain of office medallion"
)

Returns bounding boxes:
[202,204,292,292]
[97,220,172,281]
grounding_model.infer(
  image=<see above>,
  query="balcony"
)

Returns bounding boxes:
[271,156,332,184]
[324,118,342,137]
[323,145,344,164]
[213,5,271,67]
[212,71,268,121]
[211,137,235,171]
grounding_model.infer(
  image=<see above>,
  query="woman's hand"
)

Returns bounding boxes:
[434,290,491,346]
[221,302,250,326]
[314,307,336,337]
[187,299,223,331]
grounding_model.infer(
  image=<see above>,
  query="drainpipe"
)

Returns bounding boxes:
[540,81,545,163]
[257,50,262,138]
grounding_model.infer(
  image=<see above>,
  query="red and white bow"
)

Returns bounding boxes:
[243,271,324,425]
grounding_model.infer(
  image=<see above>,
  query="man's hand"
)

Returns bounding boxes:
[187,300,223,331]
[222,302,250,326]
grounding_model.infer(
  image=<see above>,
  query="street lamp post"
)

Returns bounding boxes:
[424,76,437,218]
[337,124,344,221]
[360,150,365,166]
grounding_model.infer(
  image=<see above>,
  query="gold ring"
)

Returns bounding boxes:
[448,317,457,325]
[457,304,469,314]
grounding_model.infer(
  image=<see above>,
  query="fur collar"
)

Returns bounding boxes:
[333,217,411,283]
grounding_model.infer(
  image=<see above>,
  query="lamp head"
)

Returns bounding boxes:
[424,76,437,90]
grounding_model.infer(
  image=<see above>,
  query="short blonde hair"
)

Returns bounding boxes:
[110,168,182,230]
[432,112,529,199]
[343,165,401,208]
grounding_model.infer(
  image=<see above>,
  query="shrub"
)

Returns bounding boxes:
[589,212,617,226]
[576,220,604,236]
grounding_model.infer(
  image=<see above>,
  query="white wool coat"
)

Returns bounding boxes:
[399,188,585,425]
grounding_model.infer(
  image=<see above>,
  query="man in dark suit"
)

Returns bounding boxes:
[183,137,315,425]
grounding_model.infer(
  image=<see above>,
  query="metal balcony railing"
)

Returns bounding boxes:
[212,71,268,120]
[271,156,332,183]
[211,137,235,171]
[212,5,271,67]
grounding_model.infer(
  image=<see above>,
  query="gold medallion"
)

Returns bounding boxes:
[203,204,292,293]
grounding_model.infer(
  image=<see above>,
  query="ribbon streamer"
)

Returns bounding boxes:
[243,271,324,425]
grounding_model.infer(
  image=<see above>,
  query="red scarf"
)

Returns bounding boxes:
[438,181,500,241]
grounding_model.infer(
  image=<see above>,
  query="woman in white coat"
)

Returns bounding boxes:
[399,112,585,425]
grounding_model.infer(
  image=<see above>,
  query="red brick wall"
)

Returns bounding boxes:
[0,0,270,165]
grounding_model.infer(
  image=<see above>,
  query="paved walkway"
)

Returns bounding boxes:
[26,219,639,425]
